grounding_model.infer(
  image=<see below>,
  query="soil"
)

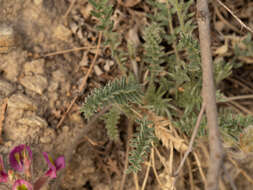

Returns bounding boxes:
[0,0,125,189]
[1,0,253,190]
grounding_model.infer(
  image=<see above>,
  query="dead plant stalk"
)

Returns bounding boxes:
[197,0,224,190]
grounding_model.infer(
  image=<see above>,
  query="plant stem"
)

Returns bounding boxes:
[197,0,224,189]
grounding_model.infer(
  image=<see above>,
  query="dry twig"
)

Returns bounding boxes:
[174,103,205,176]
[0,98,8,143]
[197,0,224,189]
[63,0,77,22]
[216,0,253,34]
[38,46,97,58]
[56,32,102,129]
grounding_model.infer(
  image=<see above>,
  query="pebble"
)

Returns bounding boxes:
[94,65,103,76]
[104,60,114,72]
[40,128,55,143]
[18,115,48,128]
[52,69,66,83]
[79,52,88,66]
[53,24,72,42]
[0,24,15,53]
[33,0,43,5]
[20,75,48,95]
[0,51,24,82]
[24,59,45,74]
[8,93,38,111]
[0,79,15,96]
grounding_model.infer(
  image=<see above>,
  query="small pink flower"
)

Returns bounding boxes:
[0,155,8,183]
[12,179,33,190]
[43,152,65,179]
[9,145,32,174]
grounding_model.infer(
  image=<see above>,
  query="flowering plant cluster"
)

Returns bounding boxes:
[0,144,65,190]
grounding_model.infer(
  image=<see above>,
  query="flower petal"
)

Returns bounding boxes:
[42,152,56,178]
[55,156,65,171]
[12,179,33,190]
[43,153,65,179]
[9,145,32,172]
[0,155,8,183]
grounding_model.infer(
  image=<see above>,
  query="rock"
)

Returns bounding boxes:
[53,24,72,42]
[33,0,43,5]
[52,70,66,83]
[0,50,25,82]
[40,128,55,144]
[48,81,59,92]
[0,24,15,53]
[0,79,15,96]
[23,59,45,74]
[79,52,88,66]
[18,115,48,128]
[80,3,93,20]
[94,65,103,76]
[20,75,48,95]
[104,60,114,72]
[8,93,37,111]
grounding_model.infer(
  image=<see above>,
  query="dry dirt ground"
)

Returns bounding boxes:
[1,0,253,190]
[0,0,125,189]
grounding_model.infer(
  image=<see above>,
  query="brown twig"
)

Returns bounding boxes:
[228,156,253,185]
[63,0,76,22]
[222,94,253,102]
[216,0,253,34]
[0,98,8,143]
[173,103,205,176]
[197,0,224,189]
[212,1,242,34]
[56,32,102,129]
[39,46,97,58]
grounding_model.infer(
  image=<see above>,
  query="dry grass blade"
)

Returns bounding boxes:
[193,152,207,184]
[141,160,151,190]
[151,113,188,152]
[228,156,253,185]
[186,158,195,190]
[151,148,163,187]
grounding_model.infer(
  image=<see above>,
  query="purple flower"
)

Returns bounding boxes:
[12,179,33,190]
[9,145,32,174]
[0,155,8,183]
[43,152,65,179]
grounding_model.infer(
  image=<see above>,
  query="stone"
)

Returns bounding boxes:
[0,51,25,82]
[53,24,72,42]
[104,60,114,72]
[20,74,48,95]
[8,93,37,111]
[18,115,48,128]
[23,59,45,74]
[52,69,66,83]
[40,128,55,144]
[0,24,15,53]
[0,79,15,96]
[94,65,103,76]
[33,0,43,5]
